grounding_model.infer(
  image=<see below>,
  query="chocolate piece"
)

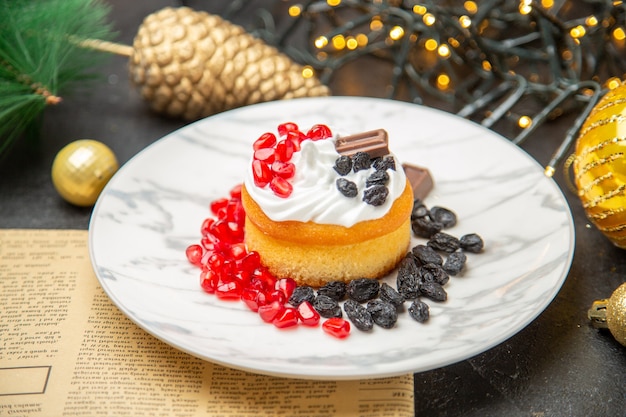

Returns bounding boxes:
[335,129,389,158]
[402,163,434,201]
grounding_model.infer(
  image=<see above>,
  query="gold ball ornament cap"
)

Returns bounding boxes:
[51,140,119,207]
[572,81,626,249]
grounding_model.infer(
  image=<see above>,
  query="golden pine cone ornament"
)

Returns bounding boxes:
[129,7,331,120]
[572,81,626,249]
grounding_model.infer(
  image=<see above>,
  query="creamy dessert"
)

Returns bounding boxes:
[241,123,413,287]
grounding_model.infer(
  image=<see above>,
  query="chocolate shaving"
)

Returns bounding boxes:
[335,129,389,158]
[402,163,434,201]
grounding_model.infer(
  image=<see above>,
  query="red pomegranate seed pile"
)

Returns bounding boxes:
[251,122,332,198]
[185,183,351,337]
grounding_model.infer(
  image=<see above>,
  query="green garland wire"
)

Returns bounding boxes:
[0,0,115,158]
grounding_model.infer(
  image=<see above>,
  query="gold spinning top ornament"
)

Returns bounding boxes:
[572,81,626,249]
[83,7,331,121]
[588,282,626,347]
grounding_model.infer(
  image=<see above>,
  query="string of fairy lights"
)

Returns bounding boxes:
[195,0,626,176]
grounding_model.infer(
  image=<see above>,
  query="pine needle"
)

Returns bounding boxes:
[0,0,116,158]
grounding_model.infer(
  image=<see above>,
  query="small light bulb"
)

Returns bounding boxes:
[332,34,346,50]
[424,38,438,51]
[423,13,436,26]
[437,73,450,89]
[389,26,405,40]
[302,66,314,79]
[464,1,478,14]
[288,5,301,17]
[613,27,626,41]
[437,44,451,58]
[314,36,328,49]
[459,15,472,28]
[518,115,532,129]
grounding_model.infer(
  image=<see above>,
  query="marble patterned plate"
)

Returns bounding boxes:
[89,97,574,380]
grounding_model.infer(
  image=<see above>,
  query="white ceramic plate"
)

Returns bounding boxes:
[89,97,574,380]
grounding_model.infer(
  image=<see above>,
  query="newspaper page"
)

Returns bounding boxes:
[0,229,414,417]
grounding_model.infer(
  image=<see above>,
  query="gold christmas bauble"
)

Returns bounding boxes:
[51,140,118,207]
[589,282,626,347]
[129,7,331,121]
[573,82,626,249]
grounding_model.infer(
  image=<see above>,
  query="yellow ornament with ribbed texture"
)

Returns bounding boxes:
[572,82,626,249]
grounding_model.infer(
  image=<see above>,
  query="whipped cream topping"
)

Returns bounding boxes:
[244,136,407,227]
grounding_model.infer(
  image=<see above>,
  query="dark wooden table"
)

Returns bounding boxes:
[1,1,625,415]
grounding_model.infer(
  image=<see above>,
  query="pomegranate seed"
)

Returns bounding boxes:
[322,318,351,338]
[200,269,219,294]
[241,288,261,311]
[206,252,225,271]
[255,291,269,307]
[252,268,277,291]
[270,176,293,198]
[253,132,277,150]
[240,251,261,274]
[210,198,229,216]
[271,160,295,179]
[275,139,295,162]
[286,130,306,148]
[277,122,299,137]
[229,243,247,260]
[267,289,286,304]
[258,301,285,323]
[297,301,320,326]
[210,220,238,243]
[216,280,242,300]
[275,278,297,299]
[200,218,215,236]
[229,184,242,199]
[252,160,272,187]
[185,244,203,266]
[226,201,245,224]
[273,307,299,328]
[254,147,276,164]
[307,124,332,140]
[227,221,244,242]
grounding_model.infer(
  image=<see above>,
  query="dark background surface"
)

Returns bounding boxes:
[1,1,625,416]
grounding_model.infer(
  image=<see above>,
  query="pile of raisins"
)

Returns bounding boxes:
[289,198,484,332]
[334,152,397,206]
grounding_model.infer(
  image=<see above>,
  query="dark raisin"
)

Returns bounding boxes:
[408,300,430,323]
[418,263,449,285]
[347,278,380,303]
[317,281,347,301]
[363,185,388,206]
[336,178,358,198]
[427,232,460,253]
[419,280,447,302]
[333,155,352,176]
[396,256,421,300]
[366,300,398,329]
[411,200,430,220]
[288,286,316,307]
[411,217,442,238]
[460,233,484,253]
[352,152,372,172]
[365,170,389,187]
[443,251,467,275]
[412,244,443,266]
[379,282,405,308]
[343,299,374,331]
[429,206,457,228]
[313,295,342,318]
[373,156,396,171]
